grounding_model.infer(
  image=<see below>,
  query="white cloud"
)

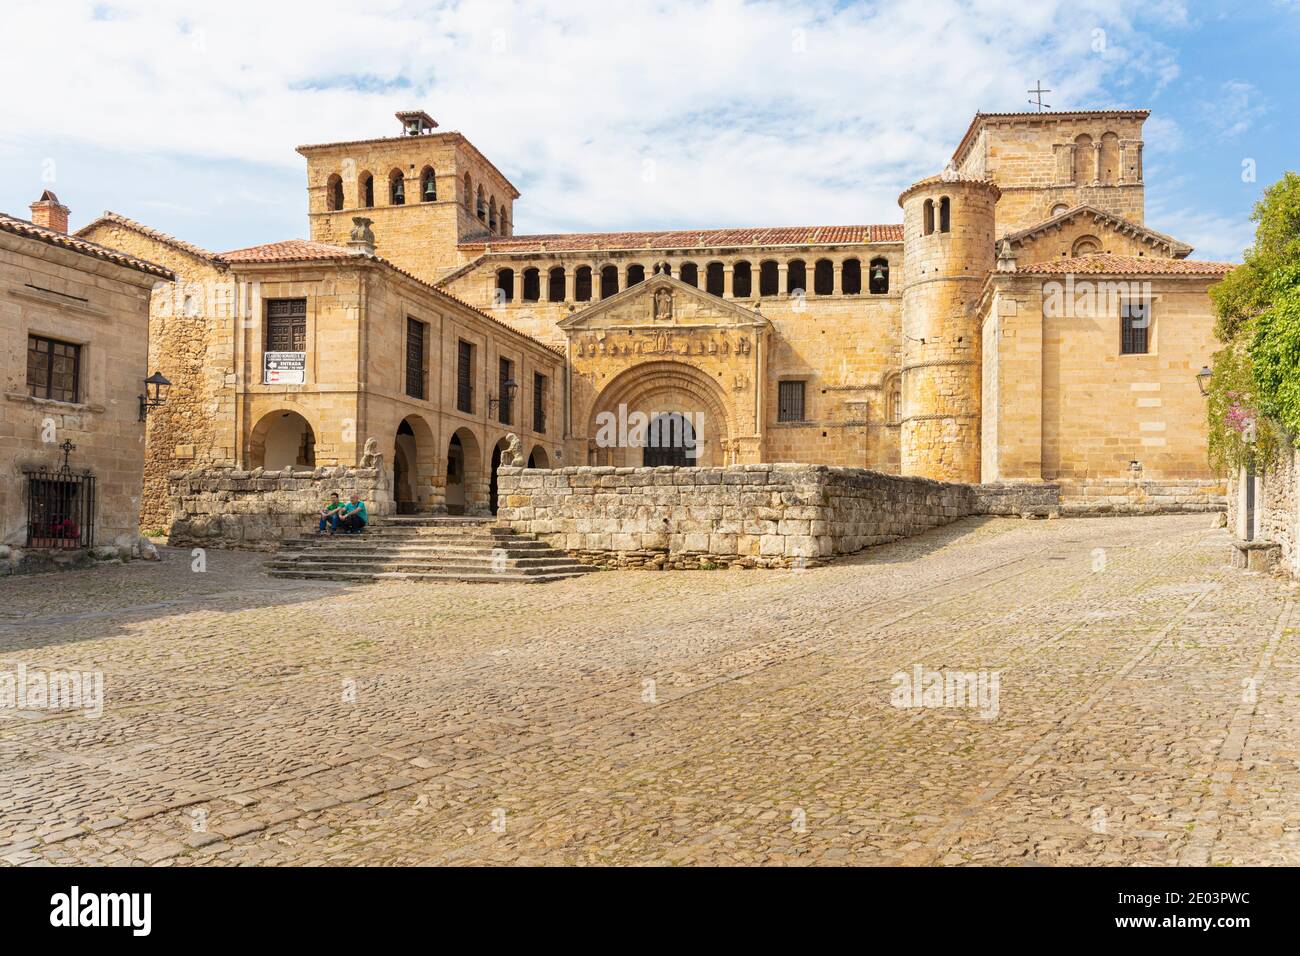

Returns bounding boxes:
[1,0,1190,243]
[1200,80,1268,139]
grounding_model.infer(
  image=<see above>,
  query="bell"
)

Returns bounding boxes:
[872,264,886,282]
[424,180,436,201]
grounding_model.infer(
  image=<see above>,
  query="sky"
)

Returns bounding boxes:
[1,0,1296,262]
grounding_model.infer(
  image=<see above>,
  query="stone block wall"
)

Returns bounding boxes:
[1057,478,1226,516]
[1227,448,1298,577]
[167,465,393,551]
[495,464,979,570]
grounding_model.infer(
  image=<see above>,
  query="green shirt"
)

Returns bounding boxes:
[323,501,344,513]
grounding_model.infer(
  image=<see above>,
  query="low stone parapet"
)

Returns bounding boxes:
[1057,478,1226,516]
[167,465,393,551]
[496,463,979,570]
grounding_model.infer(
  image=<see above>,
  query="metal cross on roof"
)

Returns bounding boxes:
[1028,81,1052,112]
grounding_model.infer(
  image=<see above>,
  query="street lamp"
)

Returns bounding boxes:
[138,371,172,421]
[1196,365,1213,396]
[488,378,518,421]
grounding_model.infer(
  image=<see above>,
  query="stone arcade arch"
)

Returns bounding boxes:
[527,445,551,469]
[445,427,484,515]
[393,414,436,514]
[586,361,734,467]
[248,409,317,470]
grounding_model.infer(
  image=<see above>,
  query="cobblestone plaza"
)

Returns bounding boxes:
[1,513,1295,866]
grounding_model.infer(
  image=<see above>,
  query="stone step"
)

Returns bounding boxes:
[278,538,556,553]
[266,567,591,584]
[269,552,584,569]
[267,560,590,576]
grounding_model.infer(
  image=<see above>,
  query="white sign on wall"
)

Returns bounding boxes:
[264,352,306,385]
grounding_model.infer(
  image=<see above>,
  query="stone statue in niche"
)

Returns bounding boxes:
[653,288,673,322]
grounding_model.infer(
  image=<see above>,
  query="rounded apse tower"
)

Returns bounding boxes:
[897,174,1000,483]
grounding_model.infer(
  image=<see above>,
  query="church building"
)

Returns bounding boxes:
[78,107,1231,523]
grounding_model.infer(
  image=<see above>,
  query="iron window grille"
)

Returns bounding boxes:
[778,381,806,422]
[457,340,474,413]
[25,441,95,549]
[533,373,547,434]
[405,318,426,400]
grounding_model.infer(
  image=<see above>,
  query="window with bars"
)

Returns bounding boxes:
[457,340,474,413]
[778,380,806,422]
[405,318,426,399]
[533,372,547,434]
[1121,299,1151,355]
[498,357,514,425]
[27,335,81,403]
[265,298,307,352]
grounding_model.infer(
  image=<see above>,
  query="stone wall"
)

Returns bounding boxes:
[1057,478,1226,516]
[167,465,393,551]
[1227,448,1297,576]
[495,464,978,570]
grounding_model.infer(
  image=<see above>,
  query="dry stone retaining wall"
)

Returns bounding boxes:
[496,464,981,570]
[167,466,393,551]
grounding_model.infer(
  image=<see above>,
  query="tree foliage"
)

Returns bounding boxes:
[1206,172,1300,467]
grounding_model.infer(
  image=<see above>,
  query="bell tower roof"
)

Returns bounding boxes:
[395,110,438,136]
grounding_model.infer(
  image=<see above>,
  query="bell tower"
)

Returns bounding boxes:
[897,173,999,484]
[297,110,520,284]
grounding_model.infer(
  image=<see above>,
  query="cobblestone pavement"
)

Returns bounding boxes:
[1,514,1297,866]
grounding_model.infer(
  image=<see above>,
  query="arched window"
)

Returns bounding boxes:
[923,199,935,235]
[679,262,698,287]
[389,169,405,205]
[868,257,890,295]
[521,268,540,302]
[547,266,565,302]
[733,261,752,298]
[499,208,509,236]
[600,265,618,298]
[476,186,486,222]
[495,268,515,303]
[653,261,671,276]
[1050,202,1070,217]
[359,171,374,209]
[885,374,902,424]
[627,264,645,286]
[841,258,862,295]
[939,196,951,233]
[813,259,833,295]
[1071,235,1102,257]
[1099,132,1120,184]
[420,166,436,202]
[463,173,472,211]
[759,260,779,296]
[1073,133,1094,185]
[489,197,498,233]
[575,266,593,302]
[787,259,806,295]
[706,262,725,297]
[326,174,344,212]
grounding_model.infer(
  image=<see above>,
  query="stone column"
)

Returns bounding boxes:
[777,263,789,297]
[832,261,842,296]
[723,264,734,299]
[564,267,576,302]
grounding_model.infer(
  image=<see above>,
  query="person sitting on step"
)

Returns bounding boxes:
[317,492,345,534]
[338,492,368,535]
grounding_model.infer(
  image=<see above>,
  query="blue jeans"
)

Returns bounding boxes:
[319,513,340,532]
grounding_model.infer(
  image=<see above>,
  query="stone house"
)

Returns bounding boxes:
[0,194,172,571]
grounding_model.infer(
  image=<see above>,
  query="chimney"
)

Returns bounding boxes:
[30,190,70,234]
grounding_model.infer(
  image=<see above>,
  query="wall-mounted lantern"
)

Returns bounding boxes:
[138,371,172,422]
[1196,365,1213,396]
[488,378,518,418]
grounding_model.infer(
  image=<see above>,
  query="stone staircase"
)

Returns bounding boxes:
[265,515,594,583]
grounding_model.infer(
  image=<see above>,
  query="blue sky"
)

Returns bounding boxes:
[1,0,1295,261]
